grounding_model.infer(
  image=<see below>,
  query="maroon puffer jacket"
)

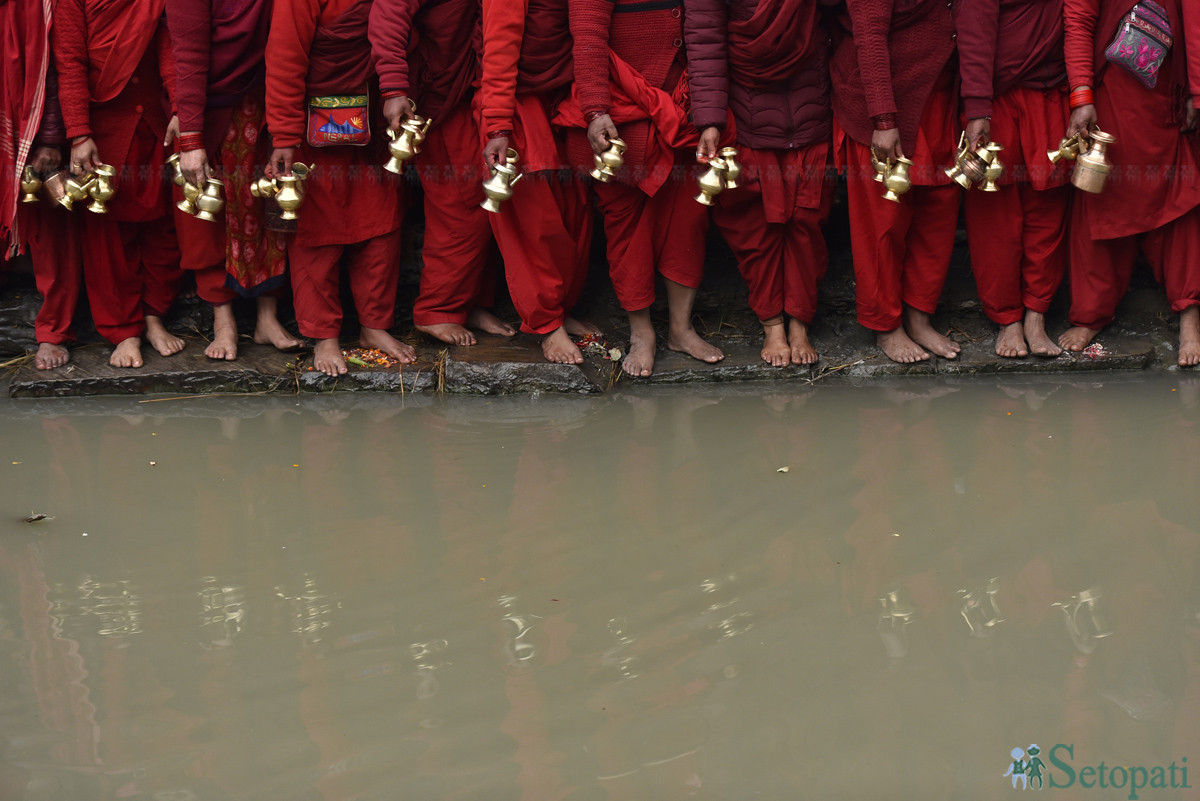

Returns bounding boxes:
[684,0,832,150]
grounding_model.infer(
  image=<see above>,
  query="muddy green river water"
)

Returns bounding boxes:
[1,376,1199,801]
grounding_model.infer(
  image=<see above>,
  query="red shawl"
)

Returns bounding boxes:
[306,0,373,94]
[87,0,166,102]
[728,0,820,90]
[1,0,51,249]
[516,0,573,93]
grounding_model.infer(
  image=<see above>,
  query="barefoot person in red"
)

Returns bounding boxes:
[53,0,185,369]
[956,0,1072,359]
[830,0,962,364]
[370,0,516,348]
[1058,0,1200,366]
[480,0,597,365]
[686,0,834,368]
[1,0,84,371]
[564,0,725,378]
[166,0,303,361]
[265,0,414,377]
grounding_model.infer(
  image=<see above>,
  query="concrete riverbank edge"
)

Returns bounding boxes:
[2,229,1195,397]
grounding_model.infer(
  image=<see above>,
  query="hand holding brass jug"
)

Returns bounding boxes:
[21,166,42,203]
[946,132,985,189]
[694,157,729,206]
[590,137,627,183]
[1071,127,1116,194]
[384,103,432,175]
[85,164,117,214]
[480,149,522,213]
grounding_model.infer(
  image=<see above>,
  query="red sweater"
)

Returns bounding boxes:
[829,0,956,153]
[52,0,175,143]
[480,0,572,134]
[265,0,372,148]
[955,0,1065,119]
[570,0,687,117]
[166,0,272,133]
[370,0,480,121]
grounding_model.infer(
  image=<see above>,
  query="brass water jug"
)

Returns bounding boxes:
[881,158,914,203]
[694,157,728,206]
[21,166,42,203]
[194,178,226,223]
[480,149,522,213]
[1047,133,1084,165]
[85,164,117,214]
[178,179,201,216]
[250,176,279,199]
[1072,128,1116,194]
[384,113,432,174]
[60,173,96,211]
[275,175,305,220]
[590,137,627,182]
[979,143,1005,192]
[718,147,742,190]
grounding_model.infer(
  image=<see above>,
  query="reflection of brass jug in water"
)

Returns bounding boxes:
[881,158,914,202]
[694,157,728,206]
[194,178,226,223]
[1072,128,1116,194]
[719,147,742,190]
[21,166,42,203]
[877,587,916,660]
[86,164,117,214]
[480,149,522,213]
[590,137,627,182]
[1055,586,1114,654]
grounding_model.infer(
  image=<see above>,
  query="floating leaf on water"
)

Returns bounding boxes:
[24,513,53,523]
[776,466,790,473]
[608,348,623,361]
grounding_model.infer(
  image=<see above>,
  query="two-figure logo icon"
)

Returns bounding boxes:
[1006,745,1047,789]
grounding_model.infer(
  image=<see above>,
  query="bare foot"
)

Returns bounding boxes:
[564,317,602,338]
[313,338,347,376]
[623,311,656,377]
[668,327,725,363]
[110,337,143,368]
[205,303,238,361]
[145,315,185,357]
[1058,325,1099,352]
[761,319,789,367]
[788,319,819,365]
[877,328,930,364]
[1179,307,1200,367]
[995,321,1028,358]
[35,343,69,370]
[1024,310,1062,357]
[466,308,516,337]
[902,307,960,359]
[253,297,304,351]
[417,322,476,346]
[360,327,417,364]
[663,278,724,364]
[542,326,584,364]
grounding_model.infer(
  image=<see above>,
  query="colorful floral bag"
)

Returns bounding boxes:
[1105,1,1172,89]
[307,95,371,147]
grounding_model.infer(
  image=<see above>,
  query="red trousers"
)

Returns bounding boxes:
[413,103,497,327]
[593,153,708,312]
[712,145,831,324]
[289,230,402,339]
[843,137,960,331]
[491,171,591,334]
[81,212,182,344]
[174,193,235,306]
[22,203,83,345]
[1068,203,1200,330]
[965,185,1070,325]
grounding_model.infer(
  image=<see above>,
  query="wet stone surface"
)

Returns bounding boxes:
[2,221,1196,397]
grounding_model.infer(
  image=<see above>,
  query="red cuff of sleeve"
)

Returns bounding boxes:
[272,135,303,148]
[962,98,993,121]
[583,107,609,122]
[873,113,897,131]
[65,124,93,141]
[381,89,409,100]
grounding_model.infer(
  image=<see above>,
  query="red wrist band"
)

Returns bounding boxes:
[874,113,897,131]
[1069,88,1094,109]
[177,133,205,152]
[584,110,608,124]
[487,130,512,140]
